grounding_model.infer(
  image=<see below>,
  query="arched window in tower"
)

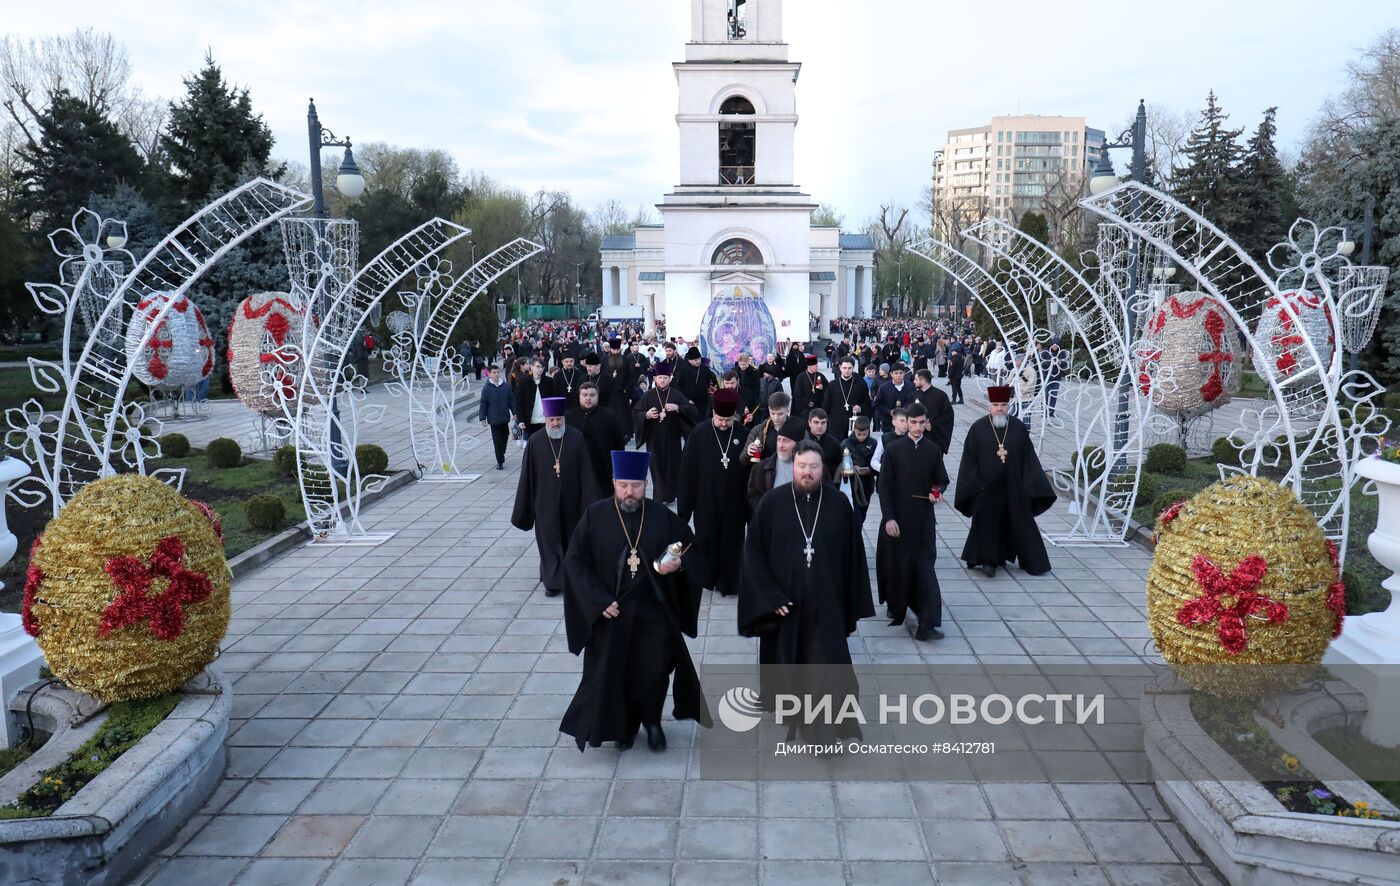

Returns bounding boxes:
[712,238,763,266]
[719,96,756,186]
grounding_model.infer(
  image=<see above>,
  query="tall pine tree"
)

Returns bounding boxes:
[1236,107,1296,267]
[1172,91,1247,235]
[15,90,145,239]
[160,53,280,207]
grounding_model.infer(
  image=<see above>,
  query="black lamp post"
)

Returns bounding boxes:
[1089,99,1148,467]
[306,98,366,478]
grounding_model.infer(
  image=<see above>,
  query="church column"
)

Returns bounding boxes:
[602,267,616,307]
[643,294,656,337]
[618,268,630,309]
[819,290,832,338]
[845,265,858,318]
[858,267,873,318]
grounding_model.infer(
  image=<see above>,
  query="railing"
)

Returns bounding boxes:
[719,166,756,186]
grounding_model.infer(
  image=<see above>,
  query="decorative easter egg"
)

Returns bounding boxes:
[1147,475,1343,699]
[699,286,778,373]
[1136,292,1239,418]
[1253,289,1336,381]
[21,474,231,702]
[228,291,310,415]
[125,292,214,391]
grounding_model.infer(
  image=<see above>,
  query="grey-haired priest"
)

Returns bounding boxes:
[632,360,697,505]
[559,450,712,752]
[510,397,599,597]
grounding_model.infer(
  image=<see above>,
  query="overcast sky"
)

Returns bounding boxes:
[8,0,1396,226]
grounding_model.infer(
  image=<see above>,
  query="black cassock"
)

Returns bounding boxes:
[559,499,712,749]
[876,435,951,629]
[954,416,1056,575]
[675,362,715,420]
[824,374,872,437]
[511,428,601,592]
[678,421,751,596]
[632,386,697,503]
[566,405,626,500]
[791,369,827,418]
[555,367,586,410]
[917,385,956,454]
[739,483,873,736]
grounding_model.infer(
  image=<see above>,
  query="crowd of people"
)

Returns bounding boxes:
[495,323,1058,752]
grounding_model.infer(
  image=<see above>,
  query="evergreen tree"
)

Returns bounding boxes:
[0,203,32,333]
[159,53,280,207]
[1236,108,1296,266]
[1172,91,1247,234]
[88,183,162,260]
[14,90,145,239]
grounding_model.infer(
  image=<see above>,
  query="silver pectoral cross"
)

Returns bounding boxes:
[721,453,731,469]
[804,543,814,567]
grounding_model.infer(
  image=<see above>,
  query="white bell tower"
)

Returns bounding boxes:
[660,0,816,339]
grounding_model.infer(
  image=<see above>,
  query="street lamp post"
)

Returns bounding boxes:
[1090,99,1148,470]
[306,98,366,478]
[573,262,584,318]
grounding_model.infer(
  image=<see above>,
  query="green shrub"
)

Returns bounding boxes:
[158,433,190,458]
[206,437,242,469]
[1152,488,1191,519]
[355,443,389,476]
[273,445,298,477]
[1070,445,1106,480]
[1143,443,1187,475]
[1133,474,1160,506]
[1211,436,1243,467]
[245,494,286,531]
[1383,391,1400,411]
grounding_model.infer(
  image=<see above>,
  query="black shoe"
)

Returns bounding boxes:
[496,462,504,470]
[888,617,905,627]
[616,737,633,751]
[645,723,666,752]
[981,564,997,578]
[545,588,561,597]
[914,626,944,642]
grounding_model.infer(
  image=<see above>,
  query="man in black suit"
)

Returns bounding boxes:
[514,357,559,439]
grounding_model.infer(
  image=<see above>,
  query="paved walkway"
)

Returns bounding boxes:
[131,383,1221,886]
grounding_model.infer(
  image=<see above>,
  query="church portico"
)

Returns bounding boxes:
[601,0,875,347]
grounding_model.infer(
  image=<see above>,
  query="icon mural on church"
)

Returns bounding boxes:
[699,285,777,372]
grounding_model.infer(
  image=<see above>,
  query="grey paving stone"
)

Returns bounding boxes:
[982,782,1071,819]
[259,746,346,779]
[755,860,845,885]
[1019,863,1113,884]
[677,818,758,860]
[998,820,1094,862]
[1059,782,1149,820]
[374,778,464,814]
[496,860,584,886]
[300,780,392,815]
[179,814,285,856]
[511,815,600,858]
[261,815,365,857]
[321,858,416,886]
[671,861,759,886]
[834,781,913,817]
[530,779,610,815]
[1079,821,1180,863]
[428,814,521,857]
[343,814,442,858]
[683,780,758,817]
[922,819,1008,861]
[841,817,925,861]
[232,858,333,886]
[846,861,940,886]
[594,817,680,859]
[933,862,1024,885]
[331,747,415,779]
[909,782,990,819]
[759,818,840,860]
[761,782,836,817]
[223,778,319,815]
[608,780,684,817]
[408,859,501,886]
[453,778,536,814]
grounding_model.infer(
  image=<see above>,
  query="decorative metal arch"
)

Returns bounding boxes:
[397,238,544,480]
[1080,182,1389,565]
[962,219,1155,545]
[5,179,313,515]
[279,217,472,540]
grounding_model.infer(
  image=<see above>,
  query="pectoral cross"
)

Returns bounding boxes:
[554,458,561,478]
[626,548,641,577]
[803,543,814,567]
[996,445,1007,464]
[721,452,731,470]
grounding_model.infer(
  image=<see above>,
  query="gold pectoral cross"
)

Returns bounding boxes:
[997,445,1008,464]
[554,458,561,478]
[627,548,641,577]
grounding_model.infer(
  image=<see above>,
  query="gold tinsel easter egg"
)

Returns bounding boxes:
[21,474,231,702]
[1146,474,1343,699]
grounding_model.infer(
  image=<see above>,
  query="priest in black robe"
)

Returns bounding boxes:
[876,402,951,641]
[632,361,697,504]
[560,451,711,751]
[913,368,956,453]
[955,386,1056,577]
[823,356,872,439]
[739,441,873,736]
[567,382,625,500]
[675,347,716,420]
[511,398,601,597]
[555,354,586,410]
[678,388,750,595]
[602,339,633,440]
[791,354,827,418]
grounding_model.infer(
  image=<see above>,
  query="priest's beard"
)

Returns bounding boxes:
[991,413,1009,429]
[546,425,566,440]
[617,496,642,514]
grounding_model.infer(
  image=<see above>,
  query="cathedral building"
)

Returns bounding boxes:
[599,0,874,368]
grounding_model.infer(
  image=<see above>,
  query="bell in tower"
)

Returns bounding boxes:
[728,0,747,40]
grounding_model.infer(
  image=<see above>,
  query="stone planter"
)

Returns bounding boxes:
[1324,456,1400,747]
[1142,682,1400,885]
[0,669,231,886]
